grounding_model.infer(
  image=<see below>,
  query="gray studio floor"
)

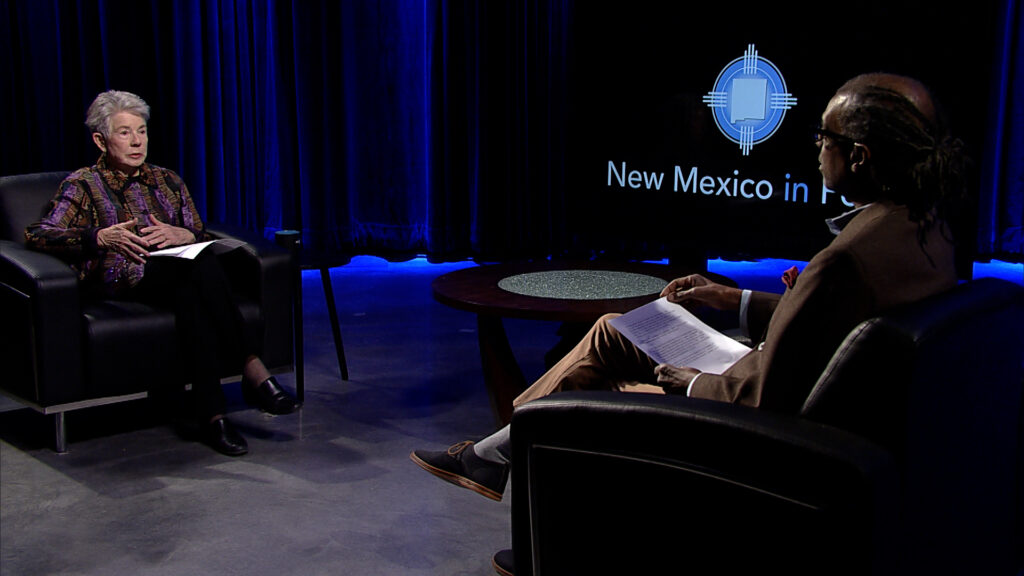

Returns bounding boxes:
[1,255,1019,576]
[0,256,557,576]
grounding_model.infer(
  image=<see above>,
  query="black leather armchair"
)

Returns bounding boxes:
[0,171,295,452]
[509,277,1024,575]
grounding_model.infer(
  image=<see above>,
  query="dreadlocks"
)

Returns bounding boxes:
[833,74,971,260]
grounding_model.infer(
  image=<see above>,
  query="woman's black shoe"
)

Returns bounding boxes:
[243,376,301,415]
[202,417,248,456]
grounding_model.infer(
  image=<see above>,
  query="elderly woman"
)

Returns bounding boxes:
[25,90,300,456]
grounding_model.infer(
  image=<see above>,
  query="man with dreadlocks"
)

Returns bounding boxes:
[411,73,969,520]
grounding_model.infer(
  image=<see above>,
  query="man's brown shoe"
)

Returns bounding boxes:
[492,549,514,576]
[410,441,508,501]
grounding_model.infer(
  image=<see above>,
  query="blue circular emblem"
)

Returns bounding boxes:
[704,44,796,156]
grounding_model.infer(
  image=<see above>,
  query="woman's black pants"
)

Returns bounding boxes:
[132,250,255,422]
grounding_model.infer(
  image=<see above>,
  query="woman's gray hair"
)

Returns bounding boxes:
[85,90,150,136]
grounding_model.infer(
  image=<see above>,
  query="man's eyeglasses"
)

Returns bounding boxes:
[812,125,855,145]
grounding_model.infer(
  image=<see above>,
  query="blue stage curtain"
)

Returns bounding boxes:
[0,0,570,260]
[426,0,571,259]
[979,0,1024,259]
[1,0,1019,260]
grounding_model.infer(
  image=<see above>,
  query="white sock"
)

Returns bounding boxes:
[473,425,511,465]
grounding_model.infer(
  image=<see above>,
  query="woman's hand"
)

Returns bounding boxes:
[96,219,150,263]
[139,214,195,249]
[660,274,742,311]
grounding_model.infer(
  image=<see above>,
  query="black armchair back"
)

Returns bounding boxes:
[509,277,1024,576]
[0,171,70,245]
[0,171,294,451]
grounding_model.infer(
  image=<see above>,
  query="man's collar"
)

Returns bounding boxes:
[825,203,873,235]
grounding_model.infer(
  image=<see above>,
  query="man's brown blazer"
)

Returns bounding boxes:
[688,200,958,412]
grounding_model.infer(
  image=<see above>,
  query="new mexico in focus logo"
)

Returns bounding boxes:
[703,44,797,156]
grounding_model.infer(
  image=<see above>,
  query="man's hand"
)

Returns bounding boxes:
[654,364,701,395]
[96,219,150,263]
[660,274,742,311]
[139,214,195,249]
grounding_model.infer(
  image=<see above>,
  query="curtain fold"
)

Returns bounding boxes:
[426,0,570,260]
[979,0,1024,259]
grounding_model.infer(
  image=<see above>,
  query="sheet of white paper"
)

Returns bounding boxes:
[149,241,215,259]
[149,239,245,259]
[608,297,750,374]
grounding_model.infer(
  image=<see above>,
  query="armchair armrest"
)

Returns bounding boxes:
[0,240,84,405]
[509,391,900,576]
[206,224,289,299]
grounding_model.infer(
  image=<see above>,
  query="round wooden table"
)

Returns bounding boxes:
[432,259,733,424]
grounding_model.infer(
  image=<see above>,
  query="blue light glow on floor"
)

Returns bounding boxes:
[972,259,1024,284]
[310,255,1023,288]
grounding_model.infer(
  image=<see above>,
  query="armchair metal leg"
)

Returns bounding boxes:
[295,268,304,402]
[275,230,305,402]
[54,412,68,454]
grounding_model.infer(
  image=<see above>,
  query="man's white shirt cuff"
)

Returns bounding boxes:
[739,289,753,339]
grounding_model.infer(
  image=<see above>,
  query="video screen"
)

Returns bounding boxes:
[566,2,1003,264]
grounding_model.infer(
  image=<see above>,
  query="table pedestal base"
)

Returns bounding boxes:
[477,315,526,425]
